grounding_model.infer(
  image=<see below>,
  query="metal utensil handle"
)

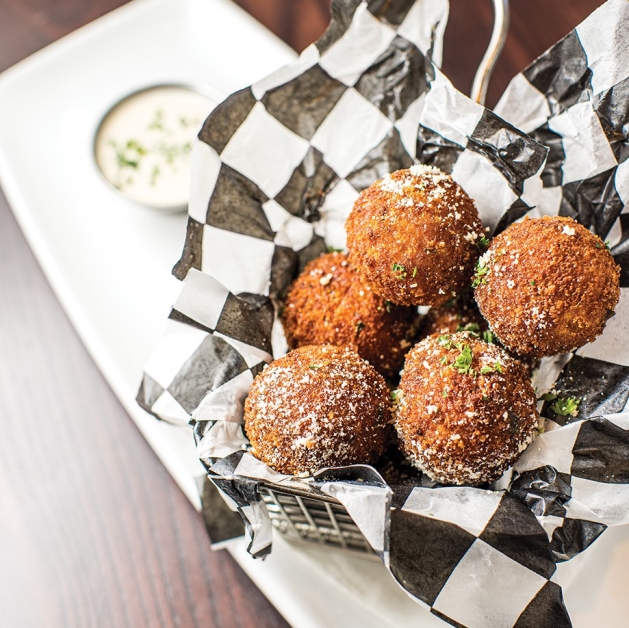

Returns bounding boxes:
[470,0,510,105]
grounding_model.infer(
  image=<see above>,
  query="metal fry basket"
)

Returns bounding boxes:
[260,483,374,554]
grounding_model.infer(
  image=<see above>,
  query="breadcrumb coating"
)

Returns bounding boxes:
[244,345,391,476]
[395,332,539,485]
[346,165,485,306]
[420,292,488,337]
[474,216,620,358]
[282,252,419,379]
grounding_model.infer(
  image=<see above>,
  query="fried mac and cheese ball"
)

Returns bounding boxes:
[346,165,485,306]
[395,332,539,485]
[420,293,488,338]
[474,216,620,358]
[282,252,418,379]
[244,345,391,476]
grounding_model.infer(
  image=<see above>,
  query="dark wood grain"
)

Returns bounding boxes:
[0,152,290,627]
[0,1,606,628]
[443,0,605,107]
[233,0,330,52]
[0,3,287,628]
[232,0,604,108]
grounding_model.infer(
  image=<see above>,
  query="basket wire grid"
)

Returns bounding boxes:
[260,484,374,554]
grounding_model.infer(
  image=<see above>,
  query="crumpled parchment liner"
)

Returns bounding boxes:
[136,1,629,626]
[493,0,629,569]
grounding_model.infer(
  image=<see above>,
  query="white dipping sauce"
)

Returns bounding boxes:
[95,85,214,210]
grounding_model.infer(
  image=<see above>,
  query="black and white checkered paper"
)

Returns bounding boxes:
[137,1,629,626]
[490,0,629,575]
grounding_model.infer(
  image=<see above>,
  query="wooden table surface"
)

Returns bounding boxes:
[0,1,603,627]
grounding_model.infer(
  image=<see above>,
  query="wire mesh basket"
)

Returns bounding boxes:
[259,483,374,554]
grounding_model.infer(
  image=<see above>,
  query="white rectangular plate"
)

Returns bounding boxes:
[0,0,627,625]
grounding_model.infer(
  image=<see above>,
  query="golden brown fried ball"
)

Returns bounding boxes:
[474,216,620,358]
[420,295,540,375]
[395,332,539,485]
[346,165,485,307]
[421,293,488,337]
[244,345,391,476]
[282,252,419,379]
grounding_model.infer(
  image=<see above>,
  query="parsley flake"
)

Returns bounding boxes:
[482,330,495,344]
[541,392,558,402]
[549,396,581,417]
[456,322,480,333]
[150,164,160,186]
[478,235,490,249]
[472,262,490,288]
[392,263,407,279]
[148,109,165,130]
[452,343,473,375]
[437,335,452,349]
